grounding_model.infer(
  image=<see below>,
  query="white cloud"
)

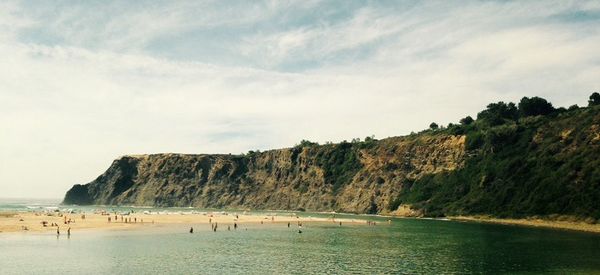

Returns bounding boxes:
[0,1,599,198]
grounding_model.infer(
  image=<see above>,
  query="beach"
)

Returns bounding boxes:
[2,208,600,274]
[0,210,366,234]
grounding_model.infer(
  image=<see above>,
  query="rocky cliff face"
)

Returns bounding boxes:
[63,135,466,214]
[64,100,600,219]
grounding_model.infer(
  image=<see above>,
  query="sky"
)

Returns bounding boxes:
[1,0,599,199]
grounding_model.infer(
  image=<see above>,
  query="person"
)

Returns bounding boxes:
[228,225,230,231]
[57,227,60,236]
[287,222,290,228]
[234,223,237,230]
[108,217,111,223]
[134,217,137,223]
[67,227,71,237]
[339,221,342,226]
[189,227,194,234]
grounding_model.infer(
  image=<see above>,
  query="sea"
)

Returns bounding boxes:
[1,198,600,274]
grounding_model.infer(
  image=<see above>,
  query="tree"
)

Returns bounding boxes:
[518,96,555,117]
[296,139,318,148]
[459,116,474,125]
[568,104,579,111]
[429,122,439,130]
[589,92,600,107]
[477,101,518,126]
[364,135,377,142]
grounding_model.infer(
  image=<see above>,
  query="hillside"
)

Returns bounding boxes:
[64,94,600,221]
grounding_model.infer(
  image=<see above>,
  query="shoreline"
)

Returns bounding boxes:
[0,210,367,234]
[4,208,600,235]
[448,215,600,234]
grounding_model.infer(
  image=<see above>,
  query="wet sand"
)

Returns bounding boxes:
[450,216,600,234]
[0,211,365,234]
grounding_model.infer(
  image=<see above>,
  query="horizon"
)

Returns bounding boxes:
[2,0,600,198]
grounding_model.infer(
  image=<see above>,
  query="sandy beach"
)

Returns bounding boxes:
[0,211,366,234]
[449,216,600,234]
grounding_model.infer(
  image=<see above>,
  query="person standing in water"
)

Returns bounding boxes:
[57,227,60,236]
[234,223,237,230]
[67,227,71,238]
[190,227,194,233]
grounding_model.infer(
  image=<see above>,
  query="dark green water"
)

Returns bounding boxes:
[2,216,600,274]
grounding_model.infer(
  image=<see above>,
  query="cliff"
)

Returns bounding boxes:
[63,135,465,214]
[64,96,600,220]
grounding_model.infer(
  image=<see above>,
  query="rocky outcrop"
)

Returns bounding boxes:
[63,135,466,214]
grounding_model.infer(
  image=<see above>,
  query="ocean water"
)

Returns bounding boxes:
[1,199,600,274]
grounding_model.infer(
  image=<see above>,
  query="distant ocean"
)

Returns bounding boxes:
[0,198,61,212]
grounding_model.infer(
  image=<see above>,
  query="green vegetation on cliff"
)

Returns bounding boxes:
[399,94,600,221]
[64,93,600,222]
